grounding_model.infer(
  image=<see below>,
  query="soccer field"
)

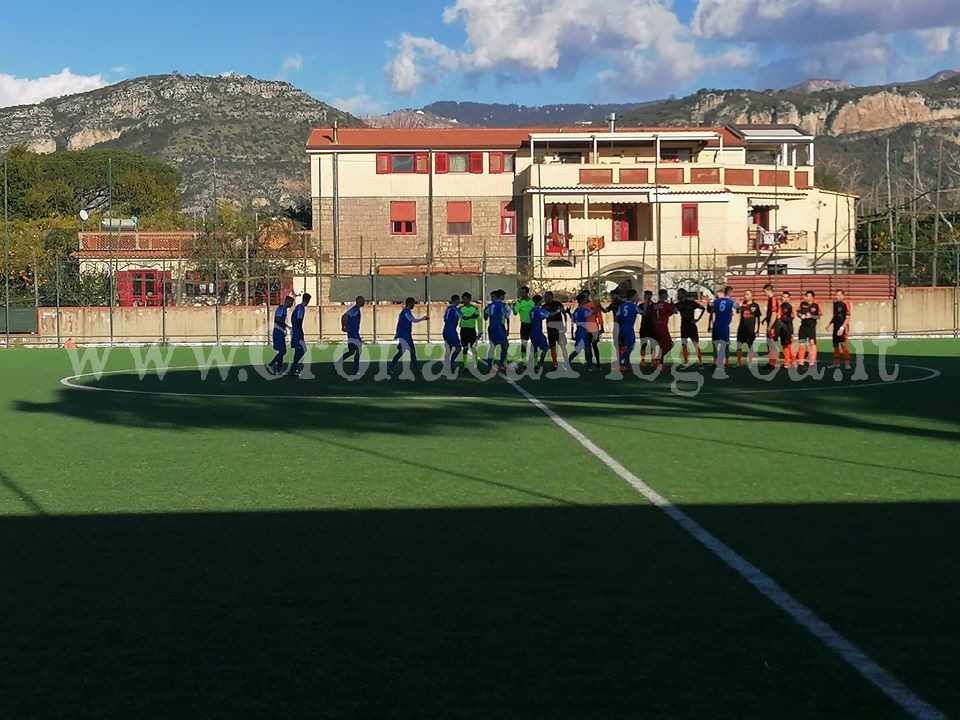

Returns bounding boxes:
[2,340,959,719]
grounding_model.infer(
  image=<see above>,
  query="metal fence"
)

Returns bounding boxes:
[3,249,960,346]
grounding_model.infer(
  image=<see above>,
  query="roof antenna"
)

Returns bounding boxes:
[332,120,339,144]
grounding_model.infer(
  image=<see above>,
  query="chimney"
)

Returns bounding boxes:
[332,120,339,144]
[606,113,617,133]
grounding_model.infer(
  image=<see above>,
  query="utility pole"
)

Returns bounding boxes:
[933,138,943,286]
[912,135,919,271]
[3,157,9,347]
[886,138,895,275]
[108,157,114,344]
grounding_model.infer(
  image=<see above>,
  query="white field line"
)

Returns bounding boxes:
[507,378,948,720]
[59,363,941,402]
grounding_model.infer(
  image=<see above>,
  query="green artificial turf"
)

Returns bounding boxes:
[0,340,958,719]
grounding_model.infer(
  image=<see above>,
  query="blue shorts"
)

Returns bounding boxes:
[489,329,508,346]
[574,329,591,348]
[272,329,286,352]
[530,333,549,352]
[712,326,731,343]
[621,331,636,348]
[443,331,461,348]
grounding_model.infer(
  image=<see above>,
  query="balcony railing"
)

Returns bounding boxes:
[747,227,809,253]
[521,163,814,190]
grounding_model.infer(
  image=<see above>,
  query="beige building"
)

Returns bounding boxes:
[306,124,856,294]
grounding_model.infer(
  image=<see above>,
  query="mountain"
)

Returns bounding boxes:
[0,73,362,211]
[420,101,655,127]
[782,79,854,94]
[362,108,462,129]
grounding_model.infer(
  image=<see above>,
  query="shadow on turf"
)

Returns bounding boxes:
[2,502,958,719]
[14,356,960,449]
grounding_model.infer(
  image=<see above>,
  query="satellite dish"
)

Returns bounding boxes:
[79,210,90,221]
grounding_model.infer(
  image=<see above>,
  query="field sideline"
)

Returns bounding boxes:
[1,340,958,719]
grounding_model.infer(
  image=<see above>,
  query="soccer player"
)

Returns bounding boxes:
[674,288,705,366]
[567,293,596,371]
[763,282,781,368]
[387,297,429,374]
[544,291,570,369]
[617,289,641,372]
[528,294,551,371]
[827,289,853,368]
[650,289,676,369]
[796,290,821,367]
[458,292,481,366]
[485,289,510,373]
[778,291,796,368]
[582,289,604,368]
[290,293,311,376]
[604,290,624,364]
[266,294,295,375]
[735,289,762,367]
[708,286,737,368]
[443,294,463,371]
[337,295,366,375]
[513,286,536,361]
[638,290,656,367]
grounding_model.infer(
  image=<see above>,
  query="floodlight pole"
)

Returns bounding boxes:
[3,157,9,348]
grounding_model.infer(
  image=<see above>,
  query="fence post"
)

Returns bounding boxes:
[372,255,378,344]
[425,260,432,344]
[160,259,167,345]
[55,258,61,347]
[214,256,221,345]
[3,156,9,348]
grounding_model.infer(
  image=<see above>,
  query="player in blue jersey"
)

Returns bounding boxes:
[707,286,738,369]
[336,295,366,375]
[616,289,641,372]
[484,289,510,373]
[443,294,464,371]
[289,293,311,376]
[387,297,429,374]
[567,292,596,371]
[266,295,295,375]
[528,294,551,371]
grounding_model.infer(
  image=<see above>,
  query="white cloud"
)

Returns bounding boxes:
[913,28,960,55]
[331,93,389,116]
[0,68,108,108]
[280,53,304,77]
[387,0,753,96]
[693,0,960,44]
[110,65,132,75]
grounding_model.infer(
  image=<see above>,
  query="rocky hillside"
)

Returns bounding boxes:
[0,73,362,210]
[362,109,462,128]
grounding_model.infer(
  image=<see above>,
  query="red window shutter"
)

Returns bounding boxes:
[447,201,472,223]
[415,153,429,174]
[391,201,417,222]
[116,271,134,306]
[489,152,503,174]
[469,152,483,174]
[435,153,449,174]
[376,153,390,174]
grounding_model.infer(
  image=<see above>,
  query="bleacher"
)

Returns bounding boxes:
[724,274,896,301]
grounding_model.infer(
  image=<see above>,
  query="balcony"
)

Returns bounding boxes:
[747,227,809,253]
[520,162,814,191]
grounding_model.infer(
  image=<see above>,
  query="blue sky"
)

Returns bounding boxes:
[1,0,959,114]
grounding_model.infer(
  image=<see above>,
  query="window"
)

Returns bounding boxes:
[767,264,788,276]
[185,271,217,298]
[612,204,636,242]
[376,153,429,174]
[447,201,472,235]
[390,201,417,235]
[435,152,483,174]
[489,152,515,174]
[545,204,571,252]
[448,153,469,173]
[752,207,771,229]
[500,201,516,236]
[390,154,415,173]
[117,269,167,307]
[681,203,699,237]
[660,148,693,162]
[558,152,582,164]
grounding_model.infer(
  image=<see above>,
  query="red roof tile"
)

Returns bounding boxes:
[306,126,746,150]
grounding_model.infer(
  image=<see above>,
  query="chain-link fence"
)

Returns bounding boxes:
[3,249,959,346]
